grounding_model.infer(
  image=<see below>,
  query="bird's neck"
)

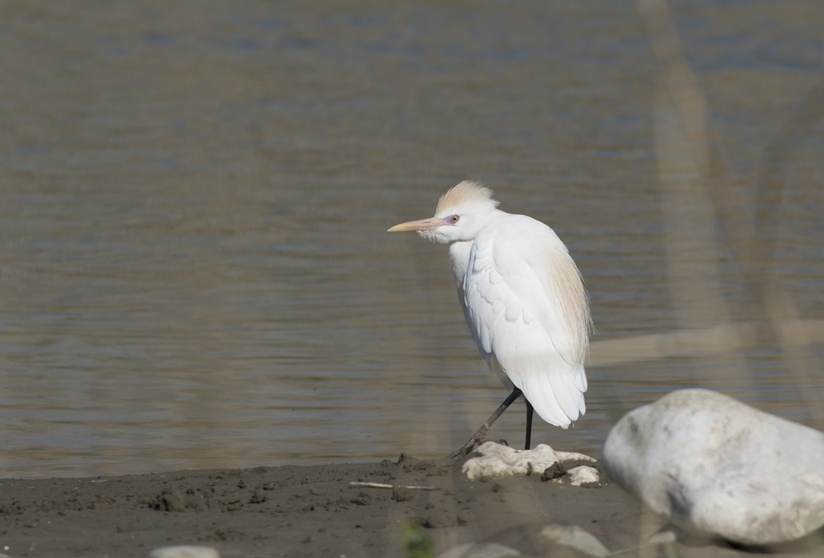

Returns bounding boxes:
[448,240,474,293]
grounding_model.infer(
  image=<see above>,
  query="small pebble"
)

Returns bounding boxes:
[249,487,266,504]
[160,490,186,512]
[392,485,415,502]
[567,466,600,487]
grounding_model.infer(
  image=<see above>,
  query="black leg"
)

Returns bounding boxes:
[525,401,534,450]
[450,388,522,458]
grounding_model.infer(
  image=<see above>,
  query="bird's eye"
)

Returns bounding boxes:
[450,215,460,224]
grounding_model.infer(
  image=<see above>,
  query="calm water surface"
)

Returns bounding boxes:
[1,0,823,477]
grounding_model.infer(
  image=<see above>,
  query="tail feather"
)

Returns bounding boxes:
[512,353,586,428]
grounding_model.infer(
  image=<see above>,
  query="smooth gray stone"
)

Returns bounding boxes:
[540,524,610,557]
[146,546,220,558]
[603,389,824,545]
[436,541,520,558]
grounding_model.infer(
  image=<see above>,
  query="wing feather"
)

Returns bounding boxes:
[461,214,590,427]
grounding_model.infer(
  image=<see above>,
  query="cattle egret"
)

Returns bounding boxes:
[388,181,591,456]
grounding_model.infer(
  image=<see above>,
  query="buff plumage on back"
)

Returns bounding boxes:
[548,248,592,367]
[436,181,499,215]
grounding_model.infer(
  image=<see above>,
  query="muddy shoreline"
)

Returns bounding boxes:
[1,453,821,558]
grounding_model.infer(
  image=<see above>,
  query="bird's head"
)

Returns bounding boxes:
[388,181,501,243]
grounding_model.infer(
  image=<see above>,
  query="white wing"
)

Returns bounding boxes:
[462,214,590,427]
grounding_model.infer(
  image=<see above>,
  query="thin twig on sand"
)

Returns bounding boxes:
[348,481,439,491]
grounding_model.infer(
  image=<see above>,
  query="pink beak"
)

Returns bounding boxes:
[387,217,444,232]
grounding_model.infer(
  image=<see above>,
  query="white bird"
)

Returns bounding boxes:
[388,181,591,455]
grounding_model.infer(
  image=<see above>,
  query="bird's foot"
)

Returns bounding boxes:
[448,436,518,460]
[448,430,489,460]
[448,442,474,460]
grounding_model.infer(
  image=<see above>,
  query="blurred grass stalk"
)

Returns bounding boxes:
[586,0,824,395]
[626,0,823,554]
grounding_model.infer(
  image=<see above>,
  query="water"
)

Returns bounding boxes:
[1,0,823,478]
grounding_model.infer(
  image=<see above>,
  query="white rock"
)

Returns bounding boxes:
[540,525,610,558]
[603,388,824,545]
[646,529,678,545]
[567,465,600,486]
[146,546,220,558]
[436,541,520,558]
[462,442,595,480]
